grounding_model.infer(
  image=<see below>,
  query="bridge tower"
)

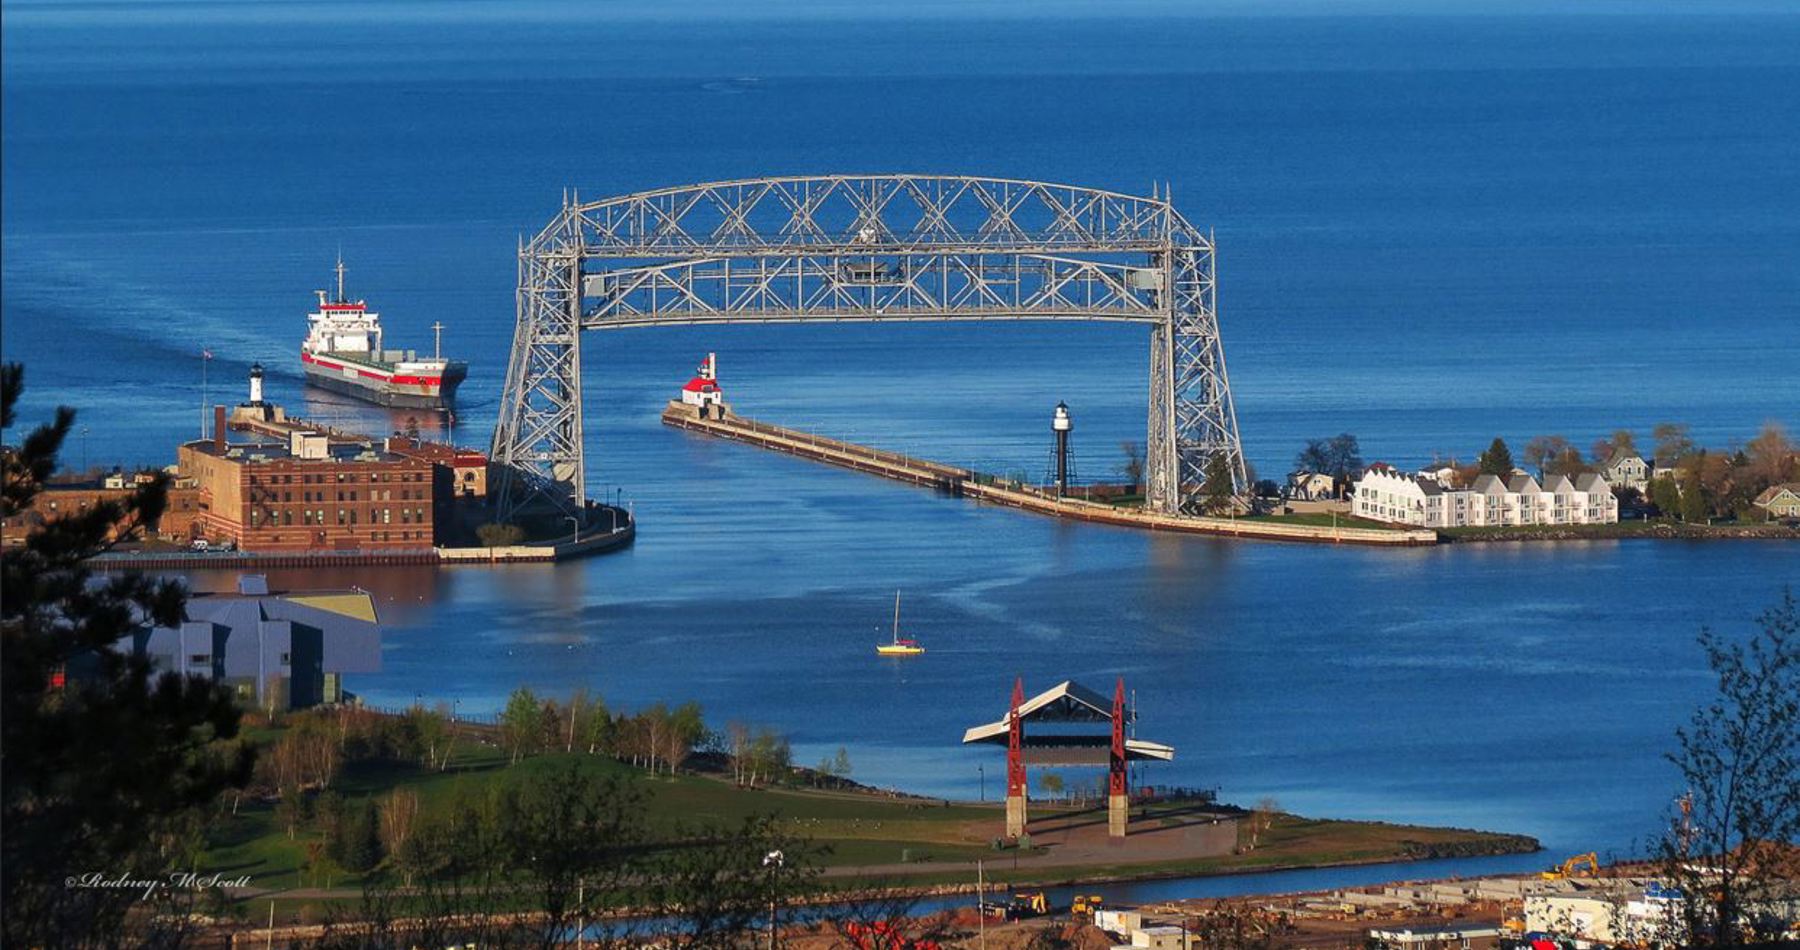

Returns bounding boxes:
[490,176,1246,521]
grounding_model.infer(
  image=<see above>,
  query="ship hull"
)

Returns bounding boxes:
[301,354,467,410]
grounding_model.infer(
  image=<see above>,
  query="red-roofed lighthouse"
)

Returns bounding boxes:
[678,352,725,418]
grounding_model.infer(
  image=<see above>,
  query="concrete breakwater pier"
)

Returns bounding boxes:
[661,404,1436,546]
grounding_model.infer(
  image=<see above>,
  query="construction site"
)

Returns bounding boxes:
[817,855,1795,950]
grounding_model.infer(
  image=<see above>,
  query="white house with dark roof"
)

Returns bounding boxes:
[1354,469,1617,528]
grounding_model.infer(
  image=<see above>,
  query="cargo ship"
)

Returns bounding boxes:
[300,259,468,410]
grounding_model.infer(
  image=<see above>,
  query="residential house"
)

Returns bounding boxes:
[1287,471,1338,501]
[1754,482,1800,520]
[1354,469,1616,528]
[1574,472,1620,523]
[1601,449,1649,492]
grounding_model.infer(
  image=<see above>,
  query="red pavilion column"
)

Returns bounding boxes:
[1006,677,1028,838]
[1108,677,1128,838]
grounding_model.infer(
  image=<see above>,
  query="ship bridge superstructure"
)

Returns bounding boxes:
[491,175,1247,519]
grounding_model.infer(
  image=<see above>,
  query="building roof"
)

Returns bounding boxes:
[386,436,488,466]
[182,438,415,467]
[1573,472,1610,492]
[1507,474,1541,493]
[1357,467,1442,496]
[1755,482,1800,506]
[1604,448,1644,470]
[682,377,721,393]
[121,585,382,676]
[961,679,1174,763]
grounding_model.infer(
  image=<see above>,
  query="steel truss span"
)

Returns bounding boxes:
[491,175,1246,519]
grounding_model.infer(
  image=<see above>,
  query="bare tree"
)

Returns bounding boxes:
[378,788,419,873]
[1120,441,1144,493]
[1246,797,1280,851]
[1655,589,1800,946]
[727,721,752,785]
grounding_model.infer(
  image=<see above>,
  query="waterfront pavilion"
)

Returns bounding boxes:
[961,678,1174,839]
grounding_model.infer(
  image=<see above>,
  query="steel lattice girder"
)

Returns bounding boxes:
[490,176,1247,520]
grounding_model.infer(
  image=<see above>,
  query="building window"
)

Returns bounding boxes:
[189,654,210,665]
[279,652,290,665]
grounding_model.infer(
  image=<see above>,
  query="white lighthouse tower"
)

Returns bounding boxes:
[1051,401,1073,497]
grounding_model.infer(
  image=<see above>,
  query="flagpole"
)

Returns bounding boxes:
[201,350,209,439]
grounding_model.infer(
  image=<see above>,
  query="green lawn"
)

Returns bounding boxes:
[1242,512,1402,531]
[203,744,1012,893]
[204,737,1536,908]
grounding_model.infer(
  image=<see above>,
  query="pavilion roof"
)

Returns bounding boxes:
[960,679,1174,762]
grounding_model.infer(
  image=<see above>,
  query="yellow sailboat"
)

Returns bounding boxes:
[875,590,925,656]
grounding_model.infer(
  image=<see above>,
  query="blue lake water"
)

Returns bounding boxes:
[4,3,1799,886]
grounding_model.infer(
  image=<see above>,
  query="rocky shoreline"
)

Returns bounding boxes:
[1443,522,1799,543]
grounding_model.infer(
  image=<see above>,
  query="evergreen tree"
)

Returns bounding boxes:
[1649,476,1682,520]
[334,798,383,873]
[1201,454,1236,515]
[1678,464,1710,523]
[1477,437,1515,477]
[2,364,253,945]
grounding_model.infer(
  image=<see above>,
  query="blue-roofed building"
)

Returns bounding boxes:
[118,575,381,710]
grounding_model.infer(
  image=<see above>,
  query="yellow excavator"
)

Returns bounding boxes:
[1540,852,1601,880]
[1071,894,1104,917]
[983,892,1050,921]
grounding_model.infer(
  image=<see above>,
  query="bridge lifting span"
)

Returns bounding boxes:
[491,175,1247,519]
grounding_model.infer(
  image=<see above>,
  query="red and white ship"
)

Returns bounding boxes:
[299,258,467,410]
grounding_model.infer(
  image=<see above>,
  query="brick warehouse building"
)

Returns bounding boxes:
[179,427,437,553]
[1,479,204,547]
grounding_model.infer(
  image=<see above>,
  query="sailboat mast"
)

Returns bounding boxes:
[892,590,901,643]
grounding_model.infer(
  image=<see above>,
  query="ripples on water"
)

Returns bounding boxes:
[5,7,1800,867]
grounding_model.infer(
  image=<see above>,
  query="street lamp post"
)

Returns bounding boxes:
[564,515,580,543]
[761,850,784,950]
